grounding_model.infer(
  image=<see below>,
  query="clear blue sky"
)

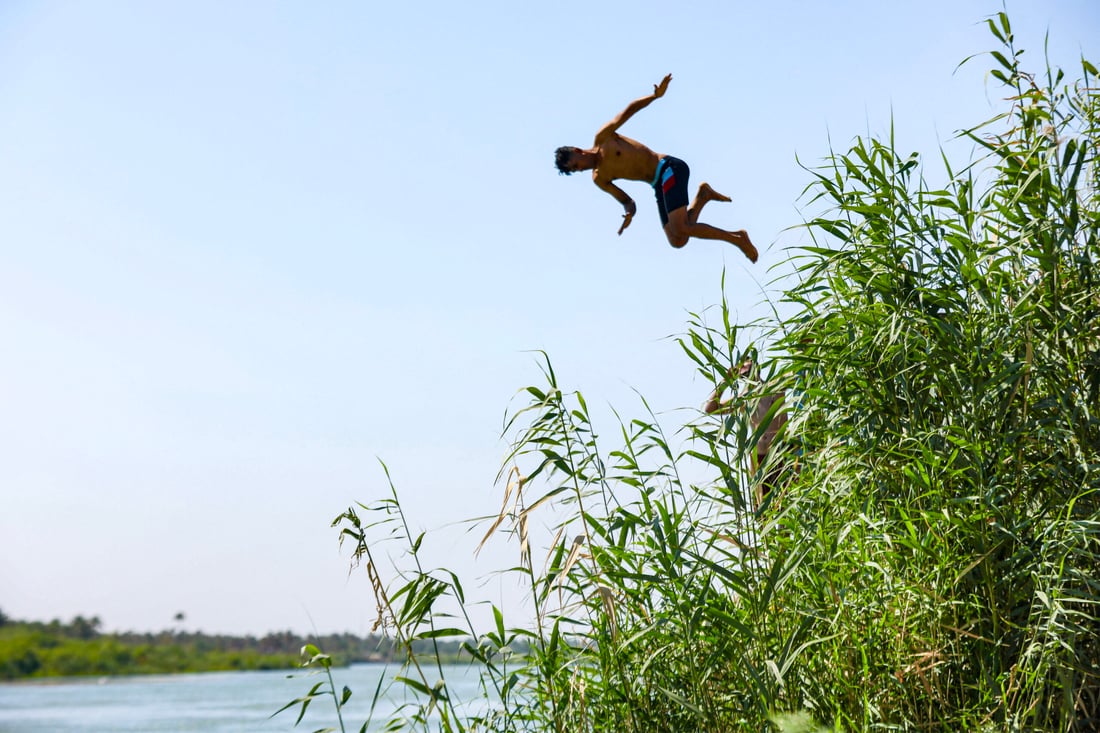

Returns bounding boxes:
[2,2,1097,636]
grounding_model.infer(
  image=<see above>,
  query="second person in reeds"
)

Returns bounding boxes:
[554,74,758,262]
[705,358,791,507]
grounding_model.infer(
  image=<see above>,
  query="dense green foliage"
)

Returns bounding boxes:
[0,613,471,679]
[288,15,1099,731]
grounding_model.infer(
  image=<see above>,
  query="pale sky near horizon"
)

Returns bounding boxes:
[2,2,1098,637]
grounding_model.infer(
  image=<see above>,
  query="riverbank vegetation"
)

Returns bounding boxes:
[0,612,473,679]
[285,14,1099,732]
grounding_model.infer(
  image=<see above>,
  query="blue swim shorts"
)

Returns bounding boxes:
[652,156,690,226]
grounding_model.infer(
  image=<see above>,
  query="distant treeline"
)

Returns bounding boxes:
[0,609,476,680]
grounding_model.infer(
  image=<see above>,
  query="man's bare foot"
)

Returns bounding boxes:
[699,182,732,203]
[734,230,758,263]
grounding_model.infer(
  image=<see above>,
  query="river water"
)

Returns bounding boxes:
[0,663,488,732]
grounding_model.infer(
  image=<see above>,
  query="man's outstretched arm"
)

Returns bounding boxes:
[594,74,672,142]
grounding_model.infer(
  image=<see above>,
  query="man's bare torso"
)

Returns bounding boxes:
[592,132,663,186]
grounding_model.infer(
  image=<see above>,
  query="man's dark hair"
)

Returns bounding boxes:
[554,146,575,175]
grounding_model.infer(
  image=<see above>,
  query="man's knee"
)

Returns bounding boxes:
[665,215,690,248]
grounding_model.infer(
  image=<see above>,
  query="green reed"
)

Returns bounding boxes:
[280,13,1098,732]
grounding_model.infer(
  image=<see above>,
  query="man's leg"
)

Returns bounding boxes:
[664,204,759,262]
[686,182,730,225]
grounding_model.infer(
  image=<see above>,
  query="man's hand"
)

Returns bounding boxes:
[618,212,634,235]
[653,74,672,98]
[618,200,637,235]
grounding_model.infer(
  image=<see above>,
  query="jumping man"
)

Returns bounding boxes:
[554,74,757,262]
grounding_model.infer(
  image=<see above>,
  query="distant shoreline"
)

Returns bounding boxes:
[0,613,474,681]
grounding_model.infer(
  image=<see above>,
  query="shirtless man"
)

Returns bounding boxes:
[705,358,790,507]
[554,74,757,262]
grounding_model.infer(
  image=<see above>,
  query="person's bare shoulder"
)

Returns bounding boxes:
[593,124,622,146]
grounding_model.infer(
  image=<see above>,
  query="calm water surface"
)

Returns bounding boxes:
[0,663,484,733]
